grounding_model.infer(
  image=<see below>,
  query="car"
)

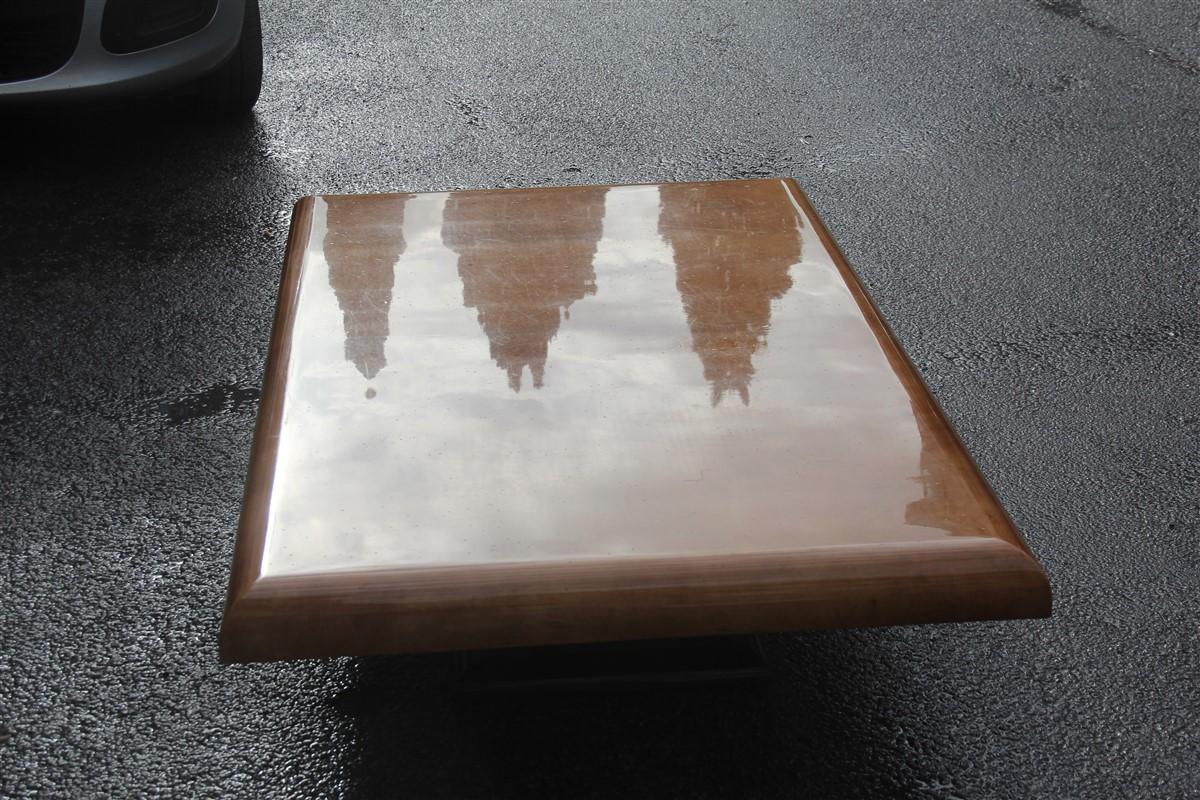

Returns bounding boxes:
[0,0,262,114]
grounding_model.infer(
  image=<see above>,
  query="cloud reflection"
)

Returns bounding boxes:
[265,182,1008,578]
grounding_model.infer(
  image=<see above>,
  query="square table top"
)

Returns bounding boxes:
[220,178,1049,663]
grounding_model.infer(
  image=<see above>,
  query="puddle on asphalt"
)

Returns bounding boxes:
[155,381,260,426]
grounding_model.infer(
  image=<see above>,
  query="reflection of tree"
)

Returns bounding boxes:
[906,443,953,528]
[323,195,411,383]
[659,181,801,406]
[878,340,982,535]
[903,395,981,535]
[442,188,606,392]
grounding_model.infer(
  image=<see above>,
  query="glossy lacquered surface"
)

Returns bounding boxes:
[220,179,1050,662]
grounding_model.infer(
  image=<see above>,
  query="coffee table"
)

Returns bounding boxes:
[219,178,1050,663]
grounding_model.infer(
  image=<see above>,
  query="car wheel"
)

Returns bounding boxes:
[195,0,262,115]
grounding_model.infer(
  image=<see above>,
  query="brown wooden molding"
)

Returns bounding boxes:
[220,180,1049,663]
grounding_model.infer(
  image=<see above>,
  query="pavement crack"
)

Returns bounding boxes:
[1032,0,1200,76]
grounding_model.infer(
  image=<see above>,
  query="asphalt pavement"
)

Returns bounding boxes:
[1,1,1197,797]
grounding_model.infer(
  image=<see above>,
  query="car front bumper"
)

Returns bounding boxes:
[0,0,246,103]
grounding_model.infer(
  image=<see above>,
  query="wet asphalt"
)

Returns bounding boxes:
[1,1,1198,797]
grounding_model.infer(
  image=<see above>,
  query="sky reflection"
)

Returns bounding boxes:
[261,181,1001,577]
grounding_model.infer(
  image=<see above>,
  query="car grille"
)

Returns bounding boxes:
[0,0,86,83]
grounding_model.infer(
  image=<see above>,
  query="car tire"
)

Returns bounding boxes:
[194,0,262,115]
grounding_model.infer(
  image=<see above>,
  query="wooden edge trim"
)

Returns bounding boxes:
[222,197,314,614]
[221,538,1051,663]
[315,177,788,202]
